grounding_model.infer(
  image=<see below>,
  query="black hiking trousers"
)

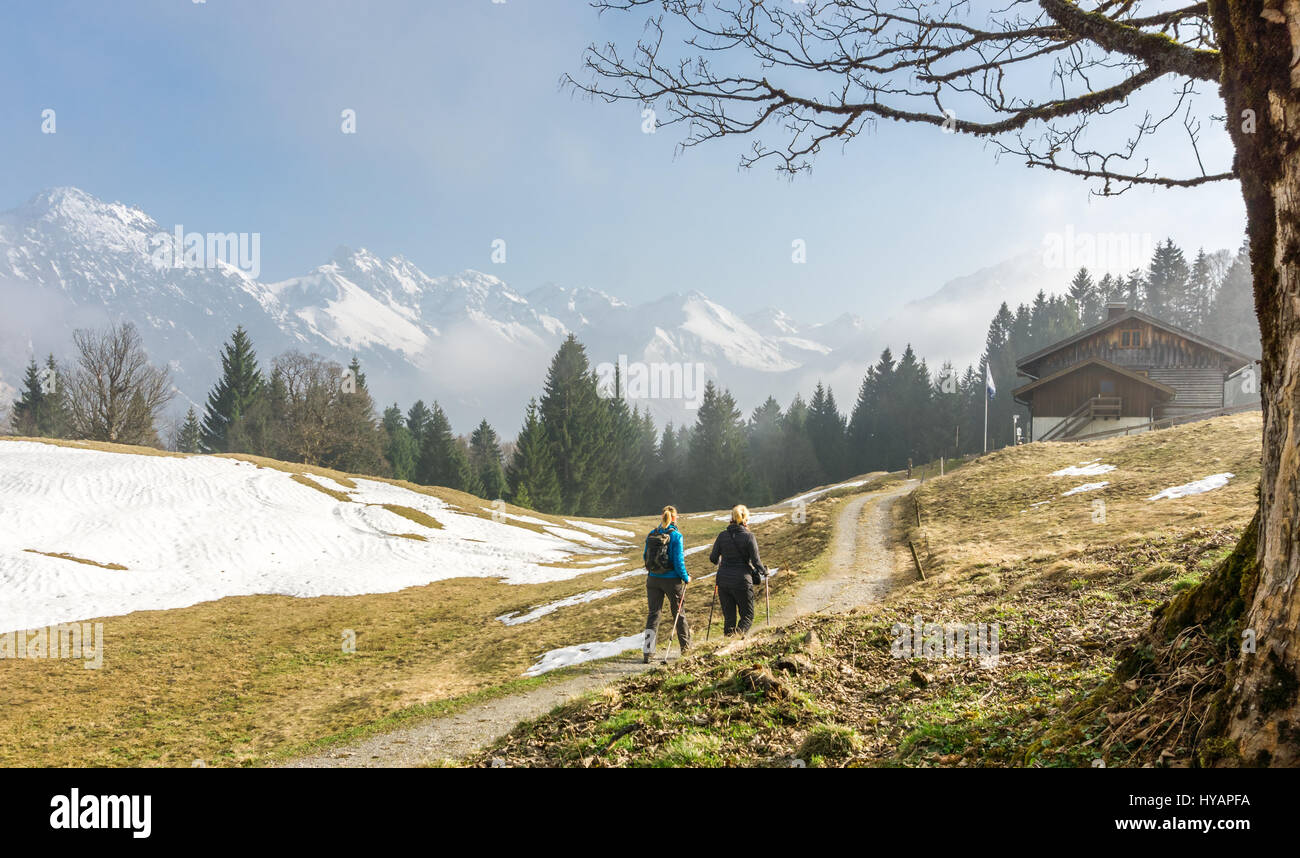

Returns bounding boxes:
[645,575,690,649]
[718,581,755,636]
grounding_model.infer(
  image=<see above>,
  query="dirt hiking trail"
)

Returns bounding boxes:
[283,477,917,768]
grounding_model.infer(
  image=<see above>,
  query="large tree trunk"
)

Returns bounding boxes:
[1212,0,1300,765]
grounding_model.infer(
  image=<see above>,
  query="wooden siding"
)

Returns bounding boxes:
[1024,364,1166,417]
[1148,367,1225,415]
[1034,320,1234,377]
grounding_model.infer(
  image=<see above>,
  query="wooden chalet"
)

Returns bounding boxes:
[1013,303,1253,441]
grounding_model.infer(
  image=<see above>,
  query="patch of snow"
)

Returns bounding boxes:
[542,525,623,551]
[523,633,644,676]
[497,588,626,626]
[563,519,635,540]
[604,568,645,582]
[782,479,870,506]
[1148,473,1234,501]
[713,511,784,524]
[1049,463,1116,477]
[1061,482,1109,497]
[481,508,549,526]
[0,441,625,633]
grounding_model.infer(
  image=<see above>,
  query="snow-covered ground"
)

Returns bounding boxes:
[781,479,870,507]
[563,519,635,540]
[497,588,626,626]
[1049,461,1116,477]
[523,633,645,676]
[712,511,785,524]
[1061,481,1109,496]
[1148,473,1234,501]
[0,441,631,633]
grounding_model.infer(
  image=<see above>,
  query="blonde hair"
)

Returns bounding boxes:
[661,506,678,527]
[730,504,750,526]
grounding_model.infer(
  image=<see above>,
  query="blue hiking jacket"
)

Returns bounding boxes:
[645,523,689,582]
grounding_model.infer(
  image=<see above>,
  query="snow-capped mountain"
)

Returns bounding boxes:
[0,187,1072,434]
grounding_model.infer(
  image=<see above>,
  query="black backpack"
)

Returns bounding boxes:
[644,529,672,573]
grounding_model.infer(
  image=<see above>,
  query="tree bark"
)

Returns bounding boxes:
[1211,0,1300,765]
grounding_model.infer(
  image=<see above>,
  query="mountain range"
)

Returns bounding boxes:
[0,187,1078,435]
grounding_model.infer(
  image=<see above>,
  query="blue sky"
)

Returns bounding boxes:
[1,0,1246,324]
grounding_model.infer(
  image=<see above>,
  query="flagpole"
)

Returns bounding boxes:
[984,380,988,453]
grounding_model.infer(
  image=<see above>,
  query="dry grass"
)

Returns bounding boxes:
[22,550,128,571]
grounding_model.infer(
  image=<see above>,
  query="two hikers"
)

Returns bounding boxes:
[643,505,690,662]
[708,504,768,637]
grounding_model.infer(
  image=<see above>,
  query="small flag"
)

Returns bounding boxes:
[986,365,997,400]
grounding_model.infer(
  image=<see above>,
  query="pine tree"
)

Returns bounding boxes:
[807,382,848,480]
[9,354,69,438]
[416,403,463,489]
[1146,238,1190,324]
[406,400,432,448]
[201,327,265,453]
[176,408,203,453]
[382,403,419,481]
[1067,268,1098,326]
[746,397,785,505]
[538,335,608,515]
[684,381,749,510]
[507,399,562,512]
[469,418,507,500]
[10,358,45,436]
[1188,248,1216,332]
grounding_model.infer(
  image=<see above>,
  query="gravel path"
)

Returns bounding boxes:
[283,477,913,768]
[783,479,917,618]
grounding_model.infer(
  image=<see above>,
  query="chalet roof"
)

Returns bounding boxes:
[1011,357,1177,400]
[1015,309,1254,376]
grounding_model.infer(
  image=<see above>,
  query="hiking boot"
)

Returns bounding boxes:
[642,651,651,664]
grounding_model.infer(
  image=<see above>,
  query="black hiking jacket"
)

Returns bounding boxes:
[709,523,764,588]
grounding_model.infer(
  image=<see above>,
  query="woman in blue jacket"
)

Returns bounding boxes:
[642,505,690,662]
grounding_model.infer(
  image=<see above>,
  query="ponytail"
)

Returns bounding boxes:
[660,506,677,528]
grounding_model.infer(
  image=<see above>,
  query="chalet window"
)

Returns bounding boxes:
[1100,379,1116,395]
[1120,330,1143,348]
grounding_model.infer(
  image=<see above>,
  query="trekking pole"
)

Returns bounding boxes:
[765,574,771,627]
[705,582,718,642]
[661,588,686,662]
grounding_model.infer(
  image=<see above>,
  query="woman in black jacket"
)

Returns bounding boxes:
[708,504,766,636]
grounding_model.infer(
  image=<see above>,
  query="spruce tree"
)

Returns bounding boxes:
[1146,238,1190,324]
[538,335,608,515]
[406,400,432,448]
[807,382,848,480]
[469,418,507,500]
[1067,268,1097,326]
[201,327,265,453]
[177,408,203,453]
[507,399,562,512]
[416,403,460,489]
[12,354,71,439]
[10,358,45,436]
[382,403,419,481]
[685,381,749,511]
